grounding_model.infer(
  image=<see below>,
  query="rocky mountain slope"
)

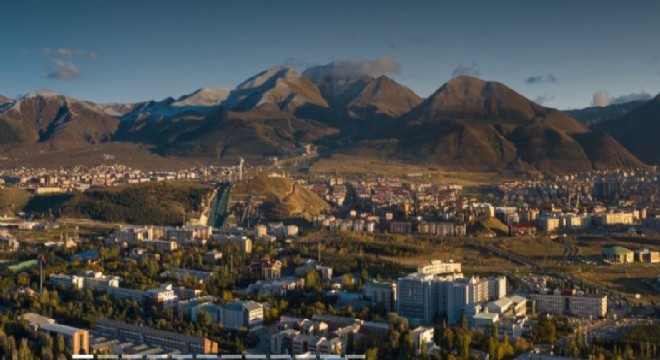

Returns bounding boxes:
[596,95,660,164]
[0,70,646,173]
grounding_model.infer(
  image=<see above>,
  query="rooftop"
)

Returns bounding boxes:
[602,246,633,255]
[473,313,499,320]
[40,323,85,337]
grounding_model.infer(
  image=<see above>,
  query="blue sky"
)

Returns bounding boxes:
[1,0,659,109]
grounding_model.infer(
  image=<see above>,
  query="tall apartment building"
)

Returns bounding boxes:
[397,273,437,324]
[487,276,507,300]
[417,222,467,237]
[397,263,506,326]
[446,277,490,325]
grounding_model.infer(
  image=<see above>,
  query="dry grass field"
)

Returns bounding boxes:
[577,264,660,302]
[310,154,510,185]
[494,236,566,266]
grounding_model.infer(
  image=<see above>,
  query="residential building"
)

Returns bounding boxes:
[389,221,412,235]
[363,280,397,311]
[412,326,434,355]
[417,222,467,237]
[160,268,213,283]
[204,250,223,263]
[487,276,507,300]
[220,300,264,331]
[22,313,89,355]
[144,284,179,311]
[598,212,634,226]
[142,240,177,252]
[472,313,499,332]
[417,260,462,275]
[634,248,660,263]
[486,295,526,317]
[0,234,19,251]
[538,218,560,232]
[95,319,218,354]
[250,259,283,279]
[246,277,305,297]
[295,260,333,280]
[532,291,607,318]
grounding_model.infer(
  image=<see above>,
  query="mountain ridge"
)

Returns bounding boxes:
[595,94,660,164]
[0,71,647,172]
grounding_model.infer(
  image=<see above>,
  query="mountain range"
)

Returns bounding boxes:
[0,64,657,172]
[595,94,660,165]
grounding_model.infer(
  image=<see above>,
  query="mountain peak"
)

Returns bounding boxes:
[235,66,298,91]
[224,66,328,113]
[342,75,422,118]
[173,87,230,107]
[407,76,588,134]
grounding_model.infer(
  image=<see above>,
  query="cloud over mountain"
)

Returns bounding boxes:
[303,54,400,80]
[41,46,96,81]
[592,90,653,107]
[451,63,480,78]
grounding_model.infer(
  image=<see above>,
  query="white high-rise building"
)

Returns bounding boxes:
[487,276,507,300]
[397,267,504,326]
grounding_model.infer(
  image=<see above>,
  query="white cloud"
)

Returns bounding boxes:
[303,54,400,80]
[43,47,97,60]
[47,59,81,80]
[591,90,652,107]
[451,63,481,78]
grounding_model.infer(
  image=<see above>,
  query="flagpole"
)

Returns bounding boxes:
[40,259,43,294]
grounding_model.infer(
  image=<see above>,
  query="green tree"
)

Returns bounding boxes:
[532,316,557,343]
[365,346,378,360]
[498,333,514,359]
[341,273,355,291]
[304,270,321,291]
[18,338,34,360]
[460,332,471,360]
[491,323,499,341]
[488,337,498,360]
[196,310,212,328]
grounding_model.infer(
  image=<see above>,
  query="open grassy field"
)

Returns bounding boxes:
[295,231,523,279]
[309,154,511,185]
[576,264,660,302]
[489,234,660,300]
[10,226,110,243]
[0,188,31,215]
[494,236,566,266]
[380,241,522,275]
[21,181,212,226]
